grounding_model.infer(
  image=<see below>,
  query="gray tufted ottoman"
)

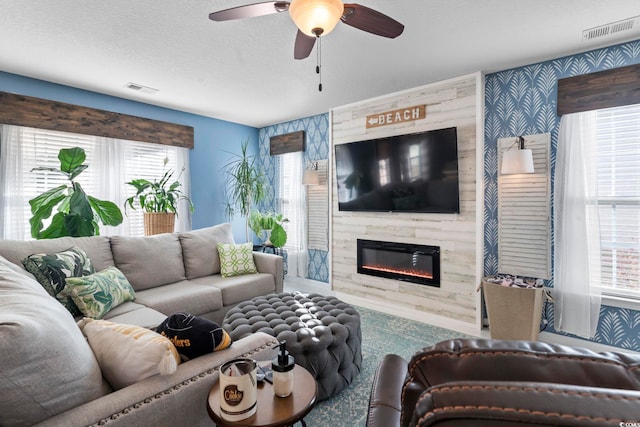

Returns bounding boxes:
[223,292,362,400]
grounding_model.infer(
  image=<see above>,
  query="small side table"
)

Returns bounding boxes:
[207,364,317,427]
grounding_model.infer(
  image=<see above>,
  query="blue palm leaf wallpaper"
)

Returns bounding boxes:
[484,39,640,351]
[258,113,330,283]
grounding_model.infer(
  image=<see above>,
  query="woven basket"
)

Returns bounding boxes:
[144,212,175,236]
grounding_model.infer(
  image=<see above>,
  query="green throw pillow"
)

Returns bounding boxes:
[61,266,136,319]
[22,246,95,317]
[217,242,257,278]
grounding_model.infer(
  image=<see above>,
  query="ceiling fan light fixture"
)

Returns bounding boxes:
[289,0,344,37]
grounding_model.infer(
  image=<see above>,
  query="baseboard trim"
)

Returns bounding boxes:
[335,291,487,338]
[336,291,639,355]
[538,331,640,354]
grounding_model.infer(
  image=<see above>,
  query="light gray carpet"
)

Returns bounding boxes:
[301,306,474,427]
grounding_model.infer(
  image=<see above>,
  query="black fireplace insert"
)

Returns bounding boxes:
[357,239,440,287]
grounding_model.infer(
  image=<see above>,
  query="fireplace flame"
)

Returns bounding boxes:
[362,264,433,280]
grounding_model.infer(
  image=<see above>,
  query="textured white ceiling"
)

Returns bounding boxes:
[0,1,639,127]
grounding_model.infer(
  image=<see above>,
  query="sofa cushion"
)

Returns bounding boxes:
[0,256,108,427]
[179,223,235,279]
[78,318,181,390]
[21,245,95,317]
[194,273,276,306]
[110,234,186,290]
[218,242,258,277]
[134,280,224,316]
[0,235,114,271]
[62,266,136,319]
[103,301,168,329]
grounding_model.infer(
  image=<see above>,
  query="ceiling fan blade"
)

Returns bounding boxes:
[341,3,404,38]
[294,30,316,60]
[209,1,290,21]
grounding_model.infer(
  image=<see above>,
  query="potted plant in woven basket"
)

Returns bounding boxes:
[124,158,194,235]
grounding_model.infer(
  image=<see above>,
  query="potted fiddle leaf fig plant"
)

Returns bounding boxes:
[222,139,267,242]
[124,158,194,235]
[248,210,288,248]
[28,146,124,239]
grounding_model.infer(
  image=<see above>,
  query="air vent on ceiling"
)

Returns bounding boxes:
[583,15,640,42]
[124,82,159,95]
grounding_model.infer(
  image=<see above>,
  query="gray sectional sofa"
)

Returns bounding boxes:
[0,223,283,426]
[0,222,283,326]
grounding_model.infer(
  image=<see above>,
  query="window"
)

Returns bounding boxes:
[594,104,640,298]
[276,151,307,277]
[0,125,190,239]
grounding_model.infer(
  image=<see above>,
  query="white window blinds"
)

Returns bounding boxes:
[276,151,308,277]
[595,104,640,297]
[0,125,190,239]
[307,159,328,251]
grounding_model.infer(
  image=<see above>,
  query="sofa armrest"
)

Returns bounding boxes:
[411,381,640,427]
[366,354,408,427]
[253,251,283,293]
[34,332,279,427]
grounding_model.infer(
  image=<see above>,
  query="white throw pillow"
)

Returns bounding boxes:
[78,318,181,390]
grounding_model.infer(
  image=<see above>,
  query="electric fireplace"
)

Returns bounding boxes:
[357,239,440,287]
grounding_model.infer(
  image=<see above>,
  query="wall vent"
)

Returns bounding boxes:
[124,82,159,95]
[583,16,640,42]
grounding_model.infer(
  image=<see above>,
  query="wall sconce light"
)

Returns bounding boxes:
[501,136,534,175]
[303,161,320,185]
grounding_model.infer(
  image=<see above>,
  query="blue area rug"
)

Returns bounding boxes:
[302,306,474,426]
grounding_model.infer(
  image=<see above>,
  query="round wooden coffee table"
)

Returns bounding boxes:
[207,364,317,427]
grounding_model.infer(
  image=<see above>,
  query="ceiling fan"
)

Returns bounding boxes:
[209,0,404,60]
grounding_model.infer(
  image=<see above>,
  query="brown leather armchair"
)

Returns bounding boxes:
[366,339,640,427]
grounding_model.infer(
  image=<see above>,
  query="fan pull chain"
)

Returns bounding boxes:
[316,35,322,92]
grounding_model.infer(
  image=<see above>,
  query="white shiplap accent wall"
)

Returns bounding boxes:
[497,133,551,279]
[330,73,483,328]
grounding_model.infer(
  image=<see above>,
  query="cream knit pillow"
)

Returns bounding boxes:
[78,318,181,390]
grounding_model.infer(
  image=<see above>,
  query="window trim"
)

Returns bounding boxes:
[601,292,640,311]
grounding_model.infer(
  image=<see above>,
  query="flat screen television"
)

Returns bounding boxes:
[334,127,460,213]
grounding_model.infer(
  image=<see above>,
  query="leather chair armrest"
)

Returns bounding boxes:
[366,354,408,427]
[411,380,640,427]
[407,339,640,391]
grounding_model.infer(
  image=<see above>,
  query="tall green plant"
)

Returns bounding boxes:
[28,147,123,239]
[222,139,266,242]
